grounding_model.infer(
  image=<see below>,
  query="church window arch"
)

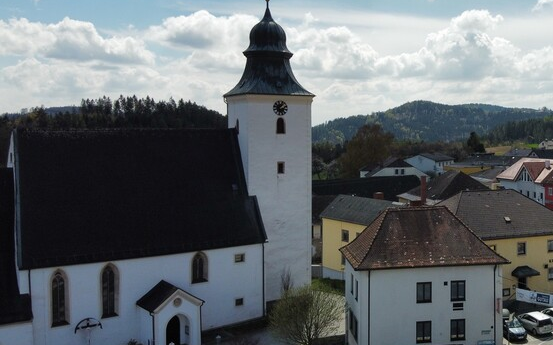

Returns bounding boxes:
[276,118,286,134]
[192,252,208,283]
[51,269,69,327]
[101,263,119,318]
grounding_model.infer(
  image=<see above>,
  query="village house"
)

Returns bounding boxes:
[439,189,553,298]
[340,206,509,345]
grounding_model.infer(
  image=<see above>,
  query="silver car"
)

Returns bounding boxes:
[518,312,553,336]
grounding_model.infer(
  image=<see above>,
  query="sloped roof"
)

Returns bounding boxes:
[0,168,32,325]
[136,280,203,313]
[438,189,553,240]
[312,194,338,223]
[13,129,267,269]
[360,157,415,177]
[530,149,553,159]
[419,152,454,162]
[524,161,547,180]
[496,158,553,182]
[320,195,393,225]
[400,170,488,201]
[312,176,420,202]
[340,206,509,270]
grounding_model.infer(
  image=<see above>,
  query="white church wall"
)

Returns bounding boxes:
[227,94,312,302]
[0,322,34,345]
[21,243,263,345]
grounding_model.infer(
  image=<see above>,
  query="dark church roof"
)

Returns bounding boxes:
[0,168,32,325]
[401,170,488,201]
[224,2,313,97]
[312,175,420,202]
[13,128,267,270]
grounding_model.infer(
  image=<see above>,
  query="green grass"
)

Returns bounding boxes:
[312,278,345,295]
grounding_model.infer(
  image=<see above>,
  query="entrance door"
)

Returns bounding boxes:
[518,277,528,290]
[166,315,180,345]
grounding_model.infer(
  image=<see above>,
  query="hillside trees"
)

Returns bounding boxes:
[338,124,394,178]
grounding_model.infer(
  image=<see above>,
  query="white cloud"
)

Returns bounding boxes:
[533,0,553,12]
[0,17,155,64]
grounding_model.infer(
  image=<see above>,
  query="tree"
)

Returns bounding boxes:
[270,285,344,345]
[338,124,394,178]
[466,131,485,153]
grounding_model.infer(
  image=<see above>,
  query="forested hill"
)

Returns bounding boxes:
[312,101,552,144]
[0,96,226,167]
[486,115,553,144]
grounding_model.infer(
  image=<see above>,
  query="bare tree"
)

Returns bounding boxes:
[281,267,293,293]
[270,285,344,345]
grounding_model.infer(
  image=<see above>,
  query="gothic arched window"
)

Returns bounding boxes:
[101,264,119,318]
[51,270,68,327]
[192,252,208,283]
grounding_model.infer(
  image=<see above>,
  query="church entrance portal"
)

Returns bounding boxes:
[166,314,191,345]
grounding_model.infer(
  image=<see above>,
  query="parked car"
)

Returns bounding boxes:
[518,311,553,336]
[503,318,527,341]
[541,307,553,321]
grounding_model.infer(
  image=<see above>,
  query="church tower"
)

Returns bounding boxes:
[224,1,314,303]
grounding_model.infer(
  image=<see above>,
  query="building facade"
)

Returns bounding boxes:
[341,207,508,345]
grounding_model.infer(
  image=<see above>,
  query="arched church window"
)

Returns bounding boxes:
[276,118,286,134]
[192,252,208,283]
[101,264,119,318]
[51,270,69,327]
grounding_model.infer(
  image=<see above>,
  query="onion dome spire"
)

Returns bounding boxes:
[224,0,313,97]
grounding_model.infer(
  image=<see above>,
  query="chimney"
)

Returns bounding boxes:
[546,160,551,169]
[373,192,384,200]
[420,175,427,205]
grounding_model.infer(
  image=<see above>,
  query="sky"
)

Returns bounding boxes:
[1,0,553,125]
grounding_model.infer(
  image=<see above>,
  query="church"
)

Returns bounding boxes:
[0,2,313,345]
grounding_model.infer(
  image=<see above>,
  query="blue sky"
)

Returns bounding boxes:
[1,0,553,124]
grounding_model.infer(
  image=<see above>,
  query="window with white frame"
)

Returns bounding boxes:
[451,280,465,301]
[417,282,432,303]
[450,319,465,341]
[234,253,245,263]
[416,321,431,343]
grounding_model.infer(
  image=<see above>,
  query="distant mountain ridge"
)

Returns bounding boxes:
[312,100,552,144]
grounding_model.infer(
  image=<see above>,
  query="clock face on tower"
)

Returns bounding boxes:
[273,100,288,115]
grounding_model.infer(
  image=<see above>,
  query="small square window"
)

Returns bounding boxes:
[277,162,285,174]
[503,288,510,297]
[234,253,245,263]
[235,298,244,306]
[517,242,526,255]
[341,230,349,242]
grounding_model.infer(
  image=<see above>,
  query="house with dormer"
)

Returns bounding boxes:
[340,206,508,345]
[405,152,454,176]
[439,189,553,298]
[0,3,313,345]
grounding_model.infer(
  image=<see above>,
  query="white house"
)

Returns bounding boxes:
[496,157,553,208]
[340,206,509,345]
[359,157,427,180]
[405,153,454,176]
[0,3,312,345]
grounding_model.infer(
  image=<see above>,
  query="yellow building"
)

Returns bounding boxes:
[439,189,553,298]
[319,195,393,279]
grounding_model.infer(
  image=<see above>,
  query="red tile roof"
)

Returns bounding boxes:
[340,206,509,270]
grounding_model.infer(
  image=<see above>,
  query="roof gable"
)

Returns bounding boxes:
[13,129,267,269]
[402,170,488,201]
[340,206,509,270]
